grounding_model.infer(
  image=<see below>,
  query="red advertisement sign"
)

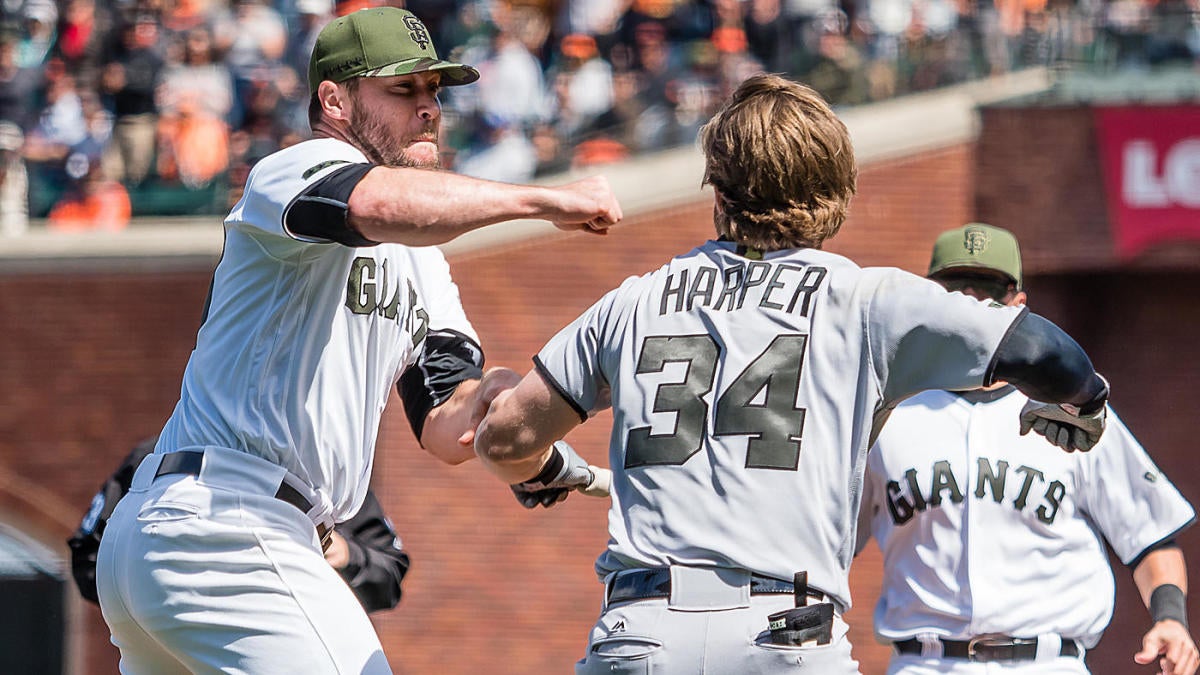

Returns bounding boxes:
[1095,106,1200,260]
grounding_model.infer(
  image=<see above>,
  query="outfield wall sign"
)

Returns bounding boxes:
[1096,106,1200,259]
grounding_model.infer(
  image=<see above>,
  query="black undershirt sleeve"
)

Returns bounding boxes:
[284,163,378,246]
[398,329,485,442]
[989,311,1108,414]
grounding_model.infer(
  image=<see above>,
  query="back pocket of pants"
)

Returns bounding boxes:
[137,501,200,523]
[577,635,663,675]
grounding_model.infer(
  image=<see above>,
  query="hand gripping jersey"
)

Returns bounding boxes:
[534,240,1025,610]
[860,388,1195,647]
[157,138,477,522]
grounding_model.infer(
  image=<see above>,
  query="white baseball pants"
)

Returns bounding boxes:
[96,447,389,674]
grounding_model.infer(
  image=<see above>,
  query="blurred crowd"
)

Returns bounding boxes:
[0,0,1195,235]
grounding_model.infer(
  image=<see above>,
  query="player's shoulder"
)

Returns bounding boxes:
[270,138,368,172]
[894,388,960,411]
[245,138,369,189]
[881,390,963,432]
[856,265,934,292]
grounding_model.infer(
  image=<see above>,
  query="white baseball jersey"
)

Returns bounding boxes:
[535,240,1026,609]
[157,137,477,521]
[859,388,1195,648]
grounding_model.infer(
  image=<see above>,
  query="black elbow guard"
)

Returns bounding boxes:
[991,312,1108,414]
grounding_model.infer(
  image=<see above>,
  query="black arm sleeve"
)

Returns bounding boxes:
[989,312,1108,414]
[67,436,159,604]
[284,163,378,247]
[397,329,485,442]
[335,490,411,613]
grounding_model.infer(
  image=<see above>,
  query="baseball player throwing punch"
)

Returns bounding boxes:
[857,223,1198,675]
[94,7,621,674]
[472,74,1112,674]
[70,436,412,614]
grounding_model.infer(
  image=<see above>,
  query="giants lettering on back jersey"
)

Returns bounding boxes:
[534,240,1026,610]
[157,139,477,522]
[859,389,1195,647]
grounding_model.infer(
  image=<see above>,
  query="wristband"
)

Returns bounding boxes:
[525,446,565,486]
[1150,584,1188,628]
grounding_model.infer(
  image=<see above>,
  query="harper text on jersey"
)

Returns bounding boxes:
[886,457,1067,526]
[659,262,828,316]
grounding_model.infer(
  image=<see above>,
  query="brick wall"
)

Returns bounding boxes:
[8,135,1195,675]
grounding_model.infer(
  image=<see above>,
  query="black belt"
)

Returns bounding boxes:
[606,568,827,606]
[155,451,333,551]
[894,636,1080,662]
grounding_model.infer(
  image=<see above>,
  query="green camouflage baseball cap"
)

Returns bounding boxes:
[927,222,1023,287]
[308,7,479,93]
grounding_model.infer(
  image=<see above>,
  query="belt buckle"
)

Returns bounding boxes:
[967,634,1033,662]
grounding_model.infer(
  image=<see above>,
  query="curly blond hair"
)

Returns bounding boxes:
[700,74,857,251]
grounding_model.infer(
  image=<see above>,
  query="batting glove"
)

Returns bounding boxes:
[510,441,595,509]
[1019,400,1107,452]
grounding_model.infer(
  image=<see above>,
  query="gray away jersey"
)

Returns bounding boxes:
[860,389,1195,647]
[157,138,477,522]
[535,240,1025,610]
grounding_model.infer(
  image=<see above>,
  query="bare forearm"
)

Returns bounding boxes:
[349,167,562,245]
[475,371,583,483]
[1135,547,1188,607]
[477,439,556,485]
[419,367,522,464]
[1132,546,1198,675]
[420,378,484,464]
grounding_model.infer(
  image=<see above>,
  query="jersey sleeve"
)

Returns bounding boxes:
[1076,408,1196,565]
[225,140,370,242]
[532,284,626,421]
[865,269,1026,405]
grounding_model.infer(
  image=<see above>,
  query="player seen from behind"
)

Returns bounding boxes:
[472,74,1113,674]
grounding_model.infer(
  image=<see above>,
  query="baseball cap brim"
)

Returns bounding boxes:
[359,57,479,86]
[927,263,1017,285]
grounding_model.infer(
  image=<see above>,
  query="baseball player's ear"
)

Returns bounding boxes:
[319,81,351,122]
[1011,291,1027,307]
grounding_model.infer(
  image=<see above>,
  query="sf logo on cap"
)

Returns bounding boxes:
[963,227,990,255]
[404,15,430,49]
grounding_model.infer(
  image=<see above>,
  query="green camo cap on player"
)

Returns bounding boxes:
[927,222,1023,287]
[308,7,479,93]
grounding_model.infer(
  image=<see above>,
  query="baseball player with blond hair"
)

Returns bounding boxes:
[94,7,621,673]
[858,223,1198,675]
[472,74,1113,673]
